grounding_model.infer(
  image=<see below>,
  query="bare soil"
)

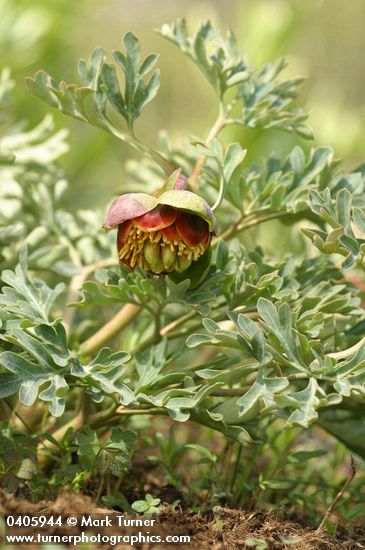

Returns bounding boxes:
[1,491,365,549]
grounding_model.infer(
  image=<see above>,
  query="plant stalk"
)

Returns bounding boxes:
[189,106,227,191]
[317,456,356,531]
[79,303,141,356]
[104,121,175,177]
[218,211,287,242]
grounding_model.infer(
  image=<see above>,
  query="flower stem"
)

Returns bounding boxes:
[218,211,287,241]
[133,305,165,353]
[160,310,196,336]
[104,121,175,176]
[189,105,227,191]
[79,303,141,357]
[212,174,226,211]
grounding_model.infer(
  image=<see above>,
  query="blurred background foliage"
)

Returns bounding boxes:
[2,0,365,216]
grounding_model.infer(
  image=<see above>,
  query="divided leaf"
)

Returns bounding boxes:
[26,35,161,136]
[0,249,65,325]
[0,323,69,416]
[160,19,250,98]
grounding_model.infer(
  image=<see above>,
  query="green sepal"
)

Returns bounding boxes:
[159,190,217,231]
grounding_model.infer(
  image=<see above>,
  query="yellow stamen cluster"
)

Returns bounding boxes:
[118,223,206,273]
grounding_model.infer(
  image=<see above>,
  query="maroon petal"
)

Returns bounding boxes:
[161,222,180,241]
[134,205,177,231]
[202,232,212,248]
[176,212,210,247]
[117,220,133,246]
[103,193,158,229]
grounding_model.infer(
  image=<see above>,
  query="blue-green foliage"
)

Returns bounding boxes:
[1,20,365,467]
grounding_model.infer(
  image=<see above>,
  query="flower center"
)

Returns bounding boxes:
[118,223,206,273]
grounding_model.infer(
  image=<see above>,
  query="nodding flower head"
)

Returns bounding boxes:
[103,189,217,274]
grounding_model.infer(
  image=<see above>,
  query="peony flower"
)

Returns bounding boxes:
[103,189,217,274]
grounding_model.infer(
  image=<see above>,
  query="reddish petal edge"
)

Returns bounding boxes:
[103,193,158,230]
[162,223,180,241]
[117,220,133,246]
[134,205,177,231]
[176,212,210,247]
